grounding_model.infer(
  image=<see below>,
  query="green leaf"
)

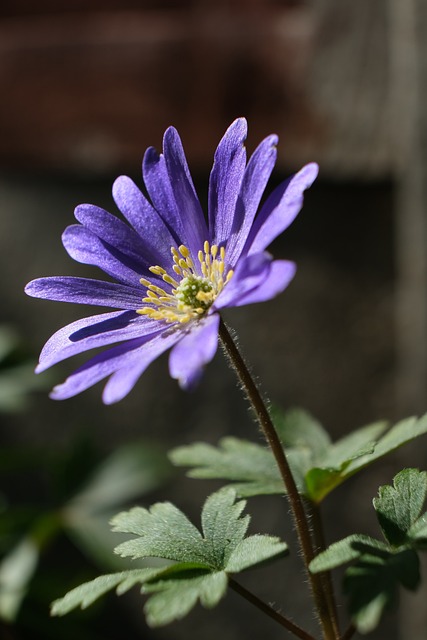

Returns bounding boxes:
[51,568,161,616]
[346,415,427,477]
[306,415,427,502]
[201,488,249,567]
[112,502,205,564]
[0,538,39,621]
[312,538,421,634]
[343,549,420,634]
[408,513,427,547]
[69,443,172,512]
[172,410,427,503]
[0,326,20,362]
[305,421,388,502]
[226,535,288,572]
[63,441,172,569]
[309,535,390,573]
[52,488,287,626]
[170,438,283,496]
[318,422,388,469]
[169,436,308,497]
[310,469,427,634]
[142,569,228,626]
[271,407,331,454]
[373,469,427,545]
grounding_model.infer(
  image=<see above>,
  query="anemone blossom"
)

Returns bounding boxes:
[25,118,318,403]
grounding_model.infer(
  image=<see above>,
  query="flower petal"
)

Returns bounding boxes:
[74,204,149,271]
[102,328,181,404]
[230,259,296,307]
[50,337,147,400]
[36,310,164,373]
[169,314,220,390]
[62,225,142,285]
[245,162,319,254]
[162,126,208,253]
[25,277,142,309]
[142,147,183,238]
[212,252,273,310]
[226,133,278,267]
[112,175,176,265]
[208,118,247,247]
[50,329,181,401]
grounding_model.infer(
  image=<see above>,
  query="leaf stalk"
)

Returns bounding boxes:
[229,578,316,640]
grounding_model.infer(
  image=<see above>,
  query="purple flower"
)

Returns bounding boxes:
[25,118,318,403]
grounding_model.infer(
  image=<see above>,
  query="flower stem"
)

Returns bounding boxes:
[229,578,316,640]
[219,319,337,640]
[309,503,340,638]
[340,624,356,640]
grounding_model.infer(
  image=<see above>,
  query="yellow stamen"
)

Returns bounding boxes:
[138,241,233,324]
[179,245,190,258]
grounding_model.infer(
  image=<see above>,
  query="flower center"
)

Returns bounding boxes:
[137,241,233,324]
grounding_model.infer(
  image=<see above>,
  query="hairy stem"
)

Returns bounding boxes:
[309,503,340,638]
[229,578,316,640]
[340,624,356,640]
[219,319,337,640]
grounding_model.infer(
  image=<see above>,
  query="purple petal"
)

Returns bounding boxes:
[112,175,176,266]
[246,163,319,255]
[25,276,142,309]
[74,204,149,271]
[102,328,181,403]
[143,146,183,240]
[62,225,142,285]
[226,133,278,267]
[169,314,220,390]
[212,252,272,310]
[162,127,208,254]
[208,118,247,247]
[50,329,181,401]
[36,310,164,372]
[50,337,147,400]
[230,259,296,307]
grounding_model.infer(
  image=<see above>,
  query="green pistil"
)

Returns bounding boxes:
[176,276,214,311]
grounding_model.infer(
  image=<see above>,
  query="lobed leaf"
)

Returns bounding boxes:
[51,568,161,616]
[112,502,205,564]
[171,410,427,503]
[142,570,228,626]
[201,488,249,567]
[408,513,427,547]
[305,421,388,502]
[170,438,284,497]
[271,407,331,454]
[52,488,287,626]
[309,534,390,573]
[310,469,427,634]
[225,535,288,572]
[373,468,427,546]
[343,549,420,634]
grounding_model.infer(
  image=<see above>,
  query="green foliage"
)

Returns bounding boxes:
[51,488,287,627]
[0,538,39,621]
[0,439,172,623]
[171,408,427,503]
[169,437,285,497]
[0,325,50,412]
[65,442,173,568]
[309,469,427,633]
[373,468,427,546]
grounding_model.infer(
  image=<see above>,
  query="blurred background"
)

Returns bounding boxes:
[1,1,427,639]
